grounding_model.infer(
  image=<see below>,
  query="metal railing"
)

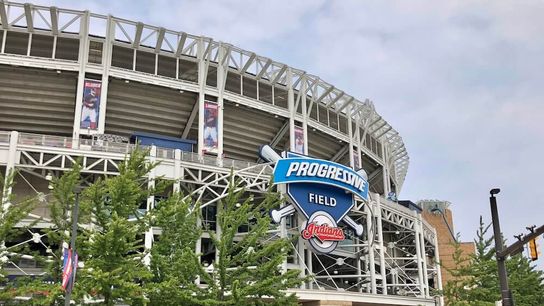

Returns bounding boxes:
[12,132,270,174]
[0,131,10,144]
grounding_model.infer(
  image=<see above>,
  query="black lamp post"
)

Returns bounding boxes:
[489,188,514,306]
[65,188,80,306]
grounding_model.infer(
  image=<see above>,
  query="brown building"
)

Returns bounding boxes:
[418,200,475,285]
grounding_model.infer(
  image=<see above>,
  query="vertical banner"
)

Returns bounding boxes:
[80,79,102,130]
[203,101,219,154]
[353,150,360,169]
[294,126,305,154]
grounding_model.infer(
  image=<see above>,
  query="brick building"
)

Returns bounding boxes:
[418,200,475,285]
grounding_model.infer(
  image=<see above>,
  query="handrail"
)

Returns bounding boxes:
[14,132,269,174]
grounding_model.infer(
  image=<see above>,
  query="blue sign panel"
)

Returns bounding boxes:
[274,156,368,201]
[261,145,368,254]
[287,182,353,222]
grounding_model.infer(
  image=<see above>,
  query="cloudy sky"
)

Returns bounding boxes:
[31,0,544,266]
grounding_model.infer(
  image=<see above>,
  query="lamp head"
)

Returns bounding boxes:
[490,188,500,196]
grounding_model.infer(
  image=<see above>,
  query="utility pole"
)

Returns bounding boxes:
[489,188,514,306]
[65,189,80,306]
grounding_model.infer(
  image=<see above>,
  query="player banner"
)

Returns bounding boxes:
[353,150,360,169]
[294,125,304,154]
[80,79,101,130]
[203,101,219,153]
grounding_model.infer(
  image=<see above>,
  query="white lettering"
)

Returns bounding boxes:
[307,163,319,176]
[283,160,366,196]
[326,165,337,179]
[335,168,343,181]
[297,162,310,176]
[317,164,328,177]
[308,192,336,207]
[286,162,300,177]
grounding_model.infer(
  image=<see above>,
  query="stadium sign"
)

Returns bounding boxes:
[259,145,368,254]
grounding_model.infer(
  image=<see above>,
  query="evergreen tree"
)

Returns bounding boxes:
[75,147,165,306]
[148,179,304,305]
[11,163,86,305]
[0,170,38,302]
[441,234,473,305]
[146,194,215,305]
[443,216,544,306]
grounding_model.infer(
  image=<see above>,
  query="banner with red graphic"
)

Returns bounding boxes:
[203,101,219,154]
[294,126,304,154]
[80,79,102,130]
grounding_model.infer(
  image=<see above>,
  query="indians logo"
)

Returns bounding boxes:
[260,145,368,254]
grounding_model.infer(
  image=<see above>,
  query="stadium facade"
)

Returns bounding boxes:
[0,1,443,305]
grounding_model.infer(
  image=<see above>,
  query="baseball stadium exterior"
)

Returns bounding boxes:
[0,1,443,305]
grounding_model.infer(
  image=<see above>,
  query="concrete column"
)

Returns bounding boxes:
[173,149,181,193]
[413,211,426,297]
[375,195,387,294]
[2,131,19,211]
[96,15,114,135]
[72,11,90,144]
[301,79,308,155]
[197,38,206,157]
[365,200,376,294]
[143,145,156,266]
[433,228,444,306]
[287,68,295,152]
[348,104,354,168]
[216,43,225,163]
[418,214,430,297]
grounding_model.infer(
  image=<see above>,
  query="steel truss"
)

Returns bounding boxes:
[0,131,440,304]
[0,0,409,191]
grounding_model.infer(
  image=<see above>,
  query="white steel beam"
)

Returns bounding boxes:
[315,85,334,104]
[175,32,187,57]
[49,6,58,35]
[143,146,157,266]
[155,27,165,53]
[271,64,287,84]
[24,3,33,32]
[269,120,289,148]
[0,2,9,30]
[375,126,392,139]
[291,71,306,89]
[240,53,255,73]
[336,96,354,113]
[301,79,308,155]
[331,144,349,162]
[326,91,345,109]
[255,58,272,80]
[216,43,226,161]
[71,10,90,141]
[366,201,377,294]
[132,22,143,48]
[182,100,199,139]
[375,197,387,295]
[96,15,114,135]
[413,211,425,297]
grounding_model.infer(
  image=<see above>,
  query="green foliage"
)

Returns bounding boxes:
[147,194,214,305]
[443,216,544,306]
[207,180,302,305]
[148,179,304,306]
[0,169,39,302]
[75,147,160,306]
[3,149,305,305]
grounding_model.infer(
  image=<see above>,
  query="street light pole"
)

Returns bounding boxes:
[65,190,80,306]
[489,188,514,306]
